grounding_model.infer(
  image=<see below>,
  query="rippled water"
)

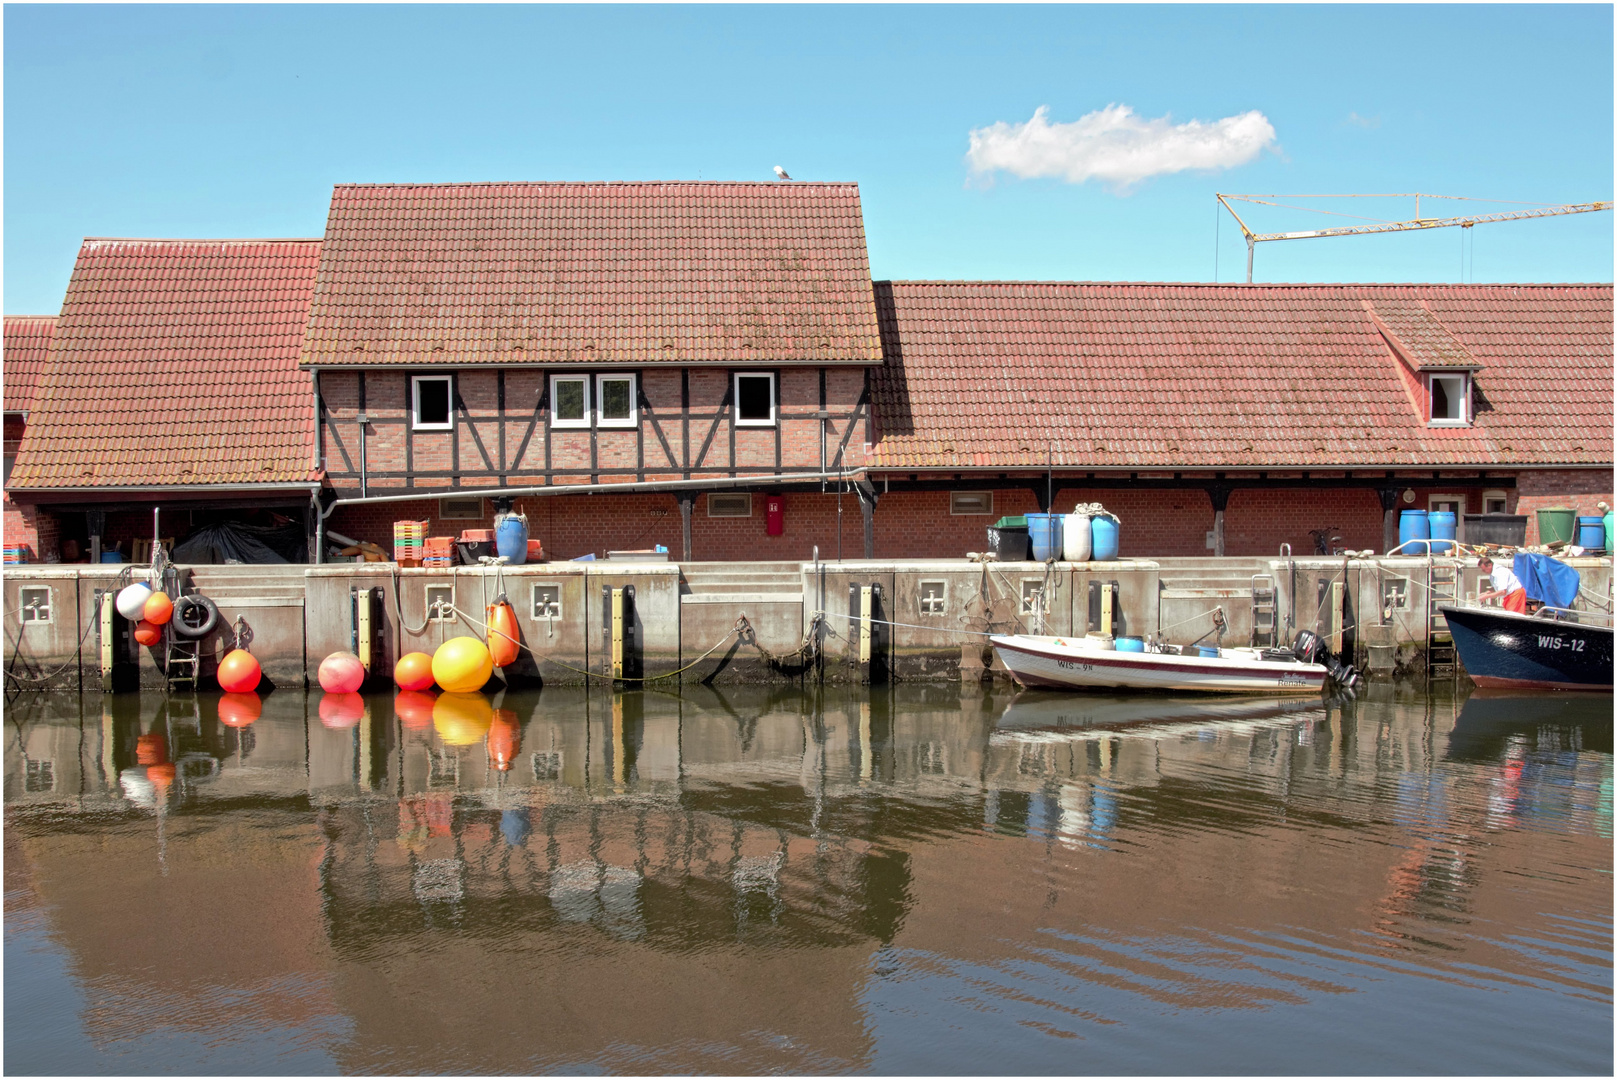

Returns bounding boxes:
[4,683,1611,1075]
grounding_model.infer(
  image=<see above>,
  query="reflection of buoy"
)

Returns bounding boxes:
[318,651,366,693]
[217,649,262,693]
[218,692,262,727]
[432,692,493,745]
[147,762,177,786]
[116,583,153,620]
[394,651,436,692]
[143,591,174,626]
[432,636,493,694]
[136,732,167,765]
[488,709,520,770]
[133,619,163,647]
[487,598,520,668]
[319,692,365,728]
[394,689,437,730]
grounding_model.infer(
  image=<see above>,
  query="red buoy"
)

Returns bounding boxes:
[133,619,163,647]
[319,692,365,728]
[318,651,366,694]
[487,599,520,668]
[218,692,262,728]
[217,649,262,694]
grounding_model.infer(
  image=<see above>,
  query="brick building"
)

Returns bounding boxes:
[2,184,1611,564]
[3,315,57,561]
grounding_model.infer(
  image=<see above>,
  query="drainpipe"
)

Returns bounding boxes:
[357,410,368,499]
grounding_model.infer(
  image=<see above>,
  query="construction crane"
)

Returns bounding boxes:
[1217,192,1612,282]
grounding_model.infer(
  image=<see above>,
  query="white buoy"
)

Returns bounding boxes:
[115,582,153,621]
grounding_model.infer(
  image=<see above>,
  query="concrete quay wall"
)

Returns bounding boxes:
[5,555,1612,690]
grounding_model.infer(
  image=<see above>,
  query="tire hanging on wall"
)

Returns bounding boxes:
[171,594,220,639]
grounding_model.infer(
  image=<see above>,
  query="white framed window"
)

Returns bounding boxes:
[532,583,562,620]
[1482,489,1509,515]
[950,491,993,516]
[1429,373,1470,426]
[918,580,947,615]
[734,372,776,426]
[1020,579,1045,615]
[595,374,638,428]
[707,493,752,518]
[1428,494,1464,516]
[533,751,563,781]
[25,759,54,792]
[19,586,51,624]
[439,497,482,520]
[412,376,453,430]
[550,375,590,428]
[425,585,455,622]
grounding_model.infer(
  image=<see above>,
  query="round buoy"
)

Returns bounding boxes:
[135,732,167,766]
[318,651,366,694]
[116,582,153,621]
[143,591,174,626]
[217,692,262,728]
[133,619,163,647]
[393,651,436,692]
[318,692,365,728]
[216,649,262,694]
[394,689,437,730]
[432,636,493,694]
[488,709,520,771]
[146,762,177,786]
[432,691,493,746]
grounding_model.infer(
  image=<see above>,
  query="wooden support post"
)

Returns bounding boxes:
[1377,486,1401,556]
[99,591,115,684]
[1206,484,1232,558]
[678,493,694,562]
[859,585,873,664]
[1101,583,1114,637]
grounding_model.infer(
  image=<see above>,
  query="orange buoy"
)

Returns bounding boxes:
[394,689,437,730]
[136,732,167,766]
[217,649,262,694]
[218,692,262,728]
[488,709,520,771]
[432,692,492,746]
[143,591,174,626]
[133,619,163,647]
[432,636,493,694]
[487,597,520,668]
[393,651,436,692]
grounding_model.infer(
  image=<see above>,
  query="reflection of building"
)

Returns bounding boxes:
[5,687,1611,1070]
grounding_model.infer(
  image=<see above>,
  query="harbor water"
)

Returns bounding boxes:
[5,684,1611,1075]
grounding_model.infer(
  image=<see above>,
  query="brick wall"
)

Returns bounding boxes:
[2,500,56,563]
[1516,468,1613,546]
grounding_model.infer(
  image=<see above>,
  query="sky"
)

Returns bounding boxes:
[4,4,1613,314]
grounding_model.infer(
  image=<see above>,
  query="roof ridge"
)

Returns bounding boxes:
[878,279,1614,289]
[79,237,323,244]
[330,180,861,189]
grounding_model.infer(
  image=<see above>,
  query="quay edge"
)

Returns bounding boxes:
[4,556,1612,691]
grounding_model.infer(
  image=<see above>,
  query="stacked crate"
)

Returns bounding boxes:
[422,536,456,569]
[393,520,427,566]
[2,544,26,565]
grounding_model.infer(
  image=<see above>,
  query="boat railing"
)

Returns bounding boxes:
[1536,606,1615,628]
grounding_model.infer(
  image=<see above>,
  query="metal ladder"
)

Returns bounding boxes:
[159,562,201,692]
[1426,559,1458,677]
[1251,574,1277,647]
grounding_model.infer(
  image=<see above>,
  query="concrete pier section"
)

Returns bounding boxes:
[5,555,1612,690]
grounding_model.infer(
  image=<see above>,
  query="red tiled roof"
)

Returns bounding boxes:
[867,282,1613,470]
[3,315,57,414]
[1367,300,1478,369]
[301,182,883,368]
[8,239,323,490]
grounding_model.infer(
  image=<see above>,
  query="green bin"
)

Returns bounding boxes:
[1535,507,1577,546]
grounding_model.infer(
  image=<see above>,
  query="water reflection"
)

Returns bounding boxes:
[4,684,1611,1075]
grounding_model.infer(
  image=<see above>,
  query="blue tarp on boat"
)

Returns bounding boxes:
[1513,554,1581,608]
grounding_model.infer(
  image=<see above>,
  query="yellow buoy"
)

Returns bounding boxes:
[432,692,493,746]
[432,635,493,694]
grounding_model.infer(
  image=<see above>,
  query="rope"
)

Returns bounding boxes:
[437,600,743,682]
[4,609,98,687]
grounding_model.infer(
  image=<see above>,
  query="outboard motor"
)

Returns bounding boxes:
[1291,629,1361,691]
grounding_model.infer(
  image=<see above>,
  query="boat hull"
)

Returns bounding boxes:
[989,635,1327,695]
[1441,605,1614,691]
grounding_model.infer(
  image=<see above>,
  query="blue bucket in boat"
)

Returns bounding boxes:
[1195,645,1220,658]
[1115,636,1144,653]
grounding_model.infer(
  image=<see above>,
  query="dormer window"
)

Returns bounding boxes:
[1428,373,1470,426]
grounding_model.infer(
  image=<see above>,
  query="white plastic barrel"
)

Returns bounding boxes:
[1063,513,1091,561]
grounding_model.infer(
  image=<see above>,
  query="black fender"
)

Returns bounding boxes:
[171,594,220,639]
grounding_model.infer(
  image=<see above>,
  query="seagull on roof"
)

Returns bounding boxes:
[773,166,792,181]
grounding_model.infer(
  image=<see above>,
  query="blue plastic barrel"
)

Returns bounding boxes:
[1091,515,1120,561]
[1398,510,1430,554]
[1577,516,1605,550]
[1195,645,1220,659]
[1428,511,1457,554]
[1026,513,1064,561]
[1115,636,1144,653]
[494,513,529,565]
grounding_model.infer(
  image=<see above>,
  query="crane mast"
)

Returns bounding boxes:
[1217,193,1613,282]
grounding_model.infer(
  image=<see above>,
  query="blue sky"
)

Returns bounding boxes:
[5,4,1612,314]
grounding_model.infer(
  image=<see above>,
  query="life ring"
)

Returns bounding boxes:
[171,594,220,639]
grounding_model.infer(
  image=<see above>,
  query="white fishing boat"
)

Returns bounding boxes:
[989,633,1334,694]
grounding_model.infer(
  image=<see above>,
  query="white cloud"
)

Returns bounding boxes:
[1346,111,1381,129]
[966,104,1277,190]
